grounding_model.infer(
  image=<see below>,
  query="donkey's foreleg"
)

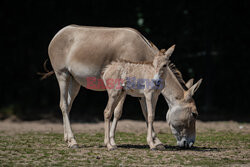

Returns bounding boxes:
[110,95,126,146]
[56,71,79,148]
[139,97,165,150]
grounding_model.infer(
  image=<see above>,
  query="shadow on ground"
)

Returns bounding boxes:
[101,144,222,152]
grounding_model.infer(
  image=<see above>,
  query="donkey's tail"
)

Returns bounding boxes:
[37,59,55,80]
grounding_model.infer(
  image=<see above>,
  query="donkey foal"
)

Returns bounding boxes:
[102,46,174,150]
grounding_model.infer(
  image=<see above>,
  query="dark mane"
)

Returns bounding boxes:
[116,59,153,65]
[169,62,188,90]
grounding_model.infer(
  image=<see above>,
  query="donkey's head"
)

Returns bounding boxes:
[152,45,175,86]
[166,79,202,148]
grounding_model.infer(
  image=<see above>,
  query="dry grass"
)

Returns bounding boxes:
[0,120,249,166]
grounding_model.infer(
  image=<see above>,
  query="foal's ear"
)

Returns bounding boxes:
[188,79,202,96]
[185,78,194,89]
[163,45,175,58]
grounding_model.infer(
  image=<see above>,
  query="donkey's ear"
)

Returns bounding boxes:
[188,78,202,96]
[163,45,175,58]
[185,78,194,89]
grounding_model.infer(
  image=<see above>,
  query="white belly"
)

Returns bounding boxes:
[68,63,105,91]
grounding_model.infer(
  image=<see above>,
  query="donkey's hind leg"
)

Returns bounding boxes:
[67,76,80,114]
[139,97,165,150]
[55,71,79,148]
[110,95,126,146]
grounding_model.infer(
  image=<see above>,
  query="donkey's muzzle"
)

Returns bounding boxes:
[177,139,194,148]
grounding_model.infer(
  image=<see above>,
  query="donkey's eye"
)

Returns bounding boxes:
[163,64,167,67]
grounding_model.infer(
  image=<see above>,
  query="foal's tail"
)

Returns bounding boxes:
[37,59,55,80]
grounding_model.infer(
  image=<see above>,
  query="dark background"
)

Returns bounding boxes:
[0,0,249,122]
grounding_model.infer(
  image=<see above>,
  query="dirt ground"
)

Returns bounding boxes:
[0,120,249,166]
[0,119,249,134]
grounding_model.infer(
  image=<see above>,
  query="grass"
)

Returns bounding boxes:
[0,131,249,166]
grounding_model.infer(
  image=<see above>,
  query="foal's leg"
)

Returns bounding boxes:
[144,92,156,149]
[104,90,124,150]
[110,94,126,146]
[109,96,164,149]
[55,71,79,148]
[139,97,165,150]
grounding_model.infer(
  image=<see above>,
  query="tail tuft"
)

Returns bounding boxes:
[37,59,54,80]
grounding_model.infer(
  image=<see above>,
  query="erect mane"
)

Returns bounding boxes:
[116,59,153,65]
[169,62,188,90]
[101,59,153,77]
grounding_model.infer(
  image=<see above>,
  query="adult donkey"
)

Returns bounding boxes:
[46,25,202,150]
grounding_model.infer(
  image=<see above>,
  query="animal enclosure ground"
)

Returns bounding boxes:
[0,120,249,166]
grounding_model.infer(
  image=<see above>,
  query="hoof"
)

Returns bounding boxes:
[156,144,165,151]
[108,145,117,151]
[110,141,116,146]
[70,144,79,149]
[150,148,157,151]
[108,147,117,151]
[111,144,117,147]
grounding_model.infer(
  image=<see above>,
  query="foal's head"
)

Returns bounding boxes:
[152,45,175,86]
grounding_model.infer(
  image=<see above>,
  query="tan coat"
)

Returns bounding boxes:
[101,49,171,150]
[47,25,202,149]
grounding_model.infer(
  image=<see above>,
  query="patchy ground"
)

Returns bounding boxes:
[0,120,249,166]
